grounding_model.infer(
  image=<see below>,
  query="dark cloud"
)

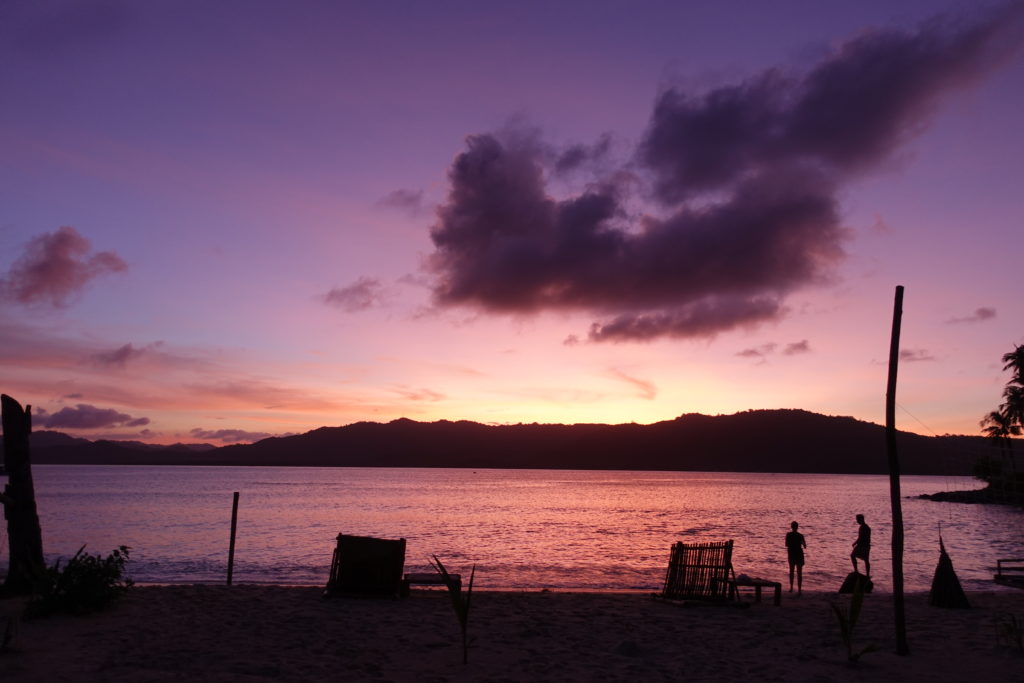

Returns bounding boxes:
[900,348,936,362]
[736,343,778,359]
[325,276,384,312]
[427,5,1022,343]
[92,342,147,367]
[641,4,1022,202]
[41,403,150,429]
[588,297,784,343]
[554,134,612,174]
[189,427,274,444]
[946,306,997,324]
[736,340,809,360]
[377,188,426,214]
[783,340,811,355]
[1,226,127,307]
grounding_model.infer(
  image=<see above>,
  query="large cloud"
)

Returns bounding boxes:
[428,5,1022,342]
[41,403,150,429]
[1,226,127,307]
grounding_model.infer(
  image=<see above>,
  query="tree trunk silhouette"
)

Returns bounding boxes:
[2,394,45,596]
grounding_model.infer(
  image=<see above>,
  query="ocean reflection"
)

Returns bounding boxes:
[20,466,1024,592]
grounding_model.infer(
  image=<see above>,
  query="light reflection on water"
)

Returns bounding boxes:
[17,466,1024,592]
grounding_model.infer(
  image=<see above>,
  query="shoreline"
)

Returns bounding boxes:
[5,585,1022,681]
[116,582,1024,595]
[918,487,1024,507]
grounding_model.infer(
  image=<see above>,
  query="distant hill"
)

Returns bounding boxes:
[9,409,1004,475]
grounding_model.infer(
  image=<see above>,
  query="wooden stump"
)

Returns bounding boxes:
[2,394,45,596]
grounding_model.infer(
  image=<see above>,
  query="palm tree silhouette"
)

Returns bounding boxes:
[1002,344,1024,384]
[980,344,1024,486]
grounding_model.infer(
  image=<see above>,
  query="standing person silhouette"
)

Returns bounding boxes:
[785,521,806,594]
[850,514,871,576]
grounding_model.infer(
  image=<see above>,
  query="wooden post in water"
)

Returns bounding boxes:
[885,286,909,656]
[227,491,239,586]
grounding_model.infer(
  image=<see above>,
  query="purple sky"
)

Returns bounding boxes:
[2,0,1022,445]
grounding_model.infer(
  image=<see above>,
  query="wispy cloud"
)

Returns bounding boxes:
[391,386,446,402]
[0,226,127,307]
[736,343,778,359]
[184,379,349,412]
[377,188,427,215]
[736,340,810,359]
[91,342,164,368]
[325,276,384,312]
[946,306,996,324]
[900,348,936,362]
[189,427,275,444]
[609,368,657,400]
[783,340,811,355]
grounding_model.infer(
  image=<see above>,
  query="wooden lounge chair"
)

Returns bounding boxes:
[324,534,406,597]
[994,558,1024,590]
[656,539,736,604]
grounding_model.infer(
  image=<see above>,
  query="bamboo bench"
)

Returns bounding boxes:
[995,558,1024,589]
[400,572,461,597]
[728,577,782,606]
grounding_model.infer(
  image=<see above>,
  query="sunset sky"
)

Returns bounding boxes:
[2,0,1022,445]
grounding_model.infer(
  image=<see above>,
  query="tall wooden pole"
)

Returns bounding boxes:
[885,286,909,655]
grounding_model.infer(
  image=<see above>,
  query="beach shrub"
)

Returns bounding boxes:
[26,545,133,618]
[830,579,878,663]
[430,555,476,664]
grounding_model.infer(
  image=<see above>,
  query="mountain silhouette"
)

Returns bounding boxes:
[14,409,1000,475]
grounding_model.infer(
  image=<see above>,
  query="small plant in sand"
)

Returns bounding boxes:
[430,555,476,665]
[830,578,879,662]
[994,612,1023,652]
[27,545,133,618]
[2,605,22,652]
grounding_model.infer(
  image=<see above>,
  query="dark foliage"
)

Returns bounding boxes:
[26,545,133,618]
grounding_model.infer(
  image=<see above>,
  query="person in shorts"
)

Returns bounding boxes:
[785,520,806,593]
[850,514,871,576]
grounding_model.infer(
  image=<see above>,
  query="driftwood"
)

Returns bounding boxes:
[2,394,45,596]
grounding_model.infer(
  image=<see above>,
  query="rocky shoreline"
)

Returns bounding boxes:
[918,486,1024,507]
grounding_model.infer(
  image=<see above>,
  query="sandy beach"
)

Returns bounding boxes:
[2,585,1022,681]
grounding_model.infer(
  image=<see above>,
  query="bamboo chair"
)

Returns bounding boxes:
[324,534,406,597]
[657,539,736,603]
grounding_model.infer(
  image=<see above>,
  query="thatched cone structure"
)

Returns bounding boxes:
[928,537,969,608]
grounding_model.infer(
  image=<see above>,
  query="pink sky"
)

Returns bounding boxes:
[1,1,1022,445]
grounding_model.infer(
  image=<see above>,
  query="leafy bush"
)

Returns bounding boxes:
[27,545,133,618]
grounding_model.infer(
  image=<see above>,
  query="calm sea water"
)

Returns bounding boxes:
[8,466,1022,592]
